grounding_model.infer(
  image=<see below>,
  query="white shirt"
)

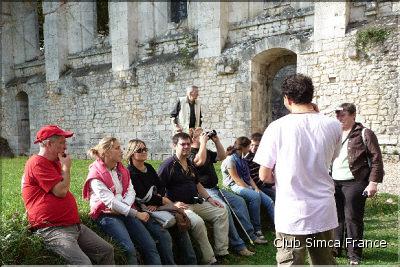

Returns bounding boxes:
[254,113,342,235]
[89,169,136,216]
[331,138,355,181]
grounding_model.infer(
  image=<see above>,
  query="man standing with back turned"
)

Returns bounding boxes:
[21,125,114,264]
[254,74,342,265]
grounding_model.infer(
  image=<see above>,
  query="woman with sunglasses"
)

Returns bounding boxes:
[222,136,275,239]
[126,139,197,264]
[82,137,173,265]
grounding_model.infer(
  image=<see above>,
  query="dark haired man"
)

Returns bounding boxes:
[244,132,276,201]
[21,125,114,265]
[158,132,229,264]
[332,103,384,265]
[254,74,342,265]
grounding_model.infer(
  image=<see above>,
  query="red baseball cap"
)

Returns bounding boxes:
[34,125,74,144]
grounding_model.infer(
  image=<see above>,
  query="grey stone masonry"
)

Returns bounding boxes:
[1,1,399,159]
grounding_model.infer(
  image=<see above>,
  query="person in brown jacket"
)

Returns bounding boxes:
[331,103,384,265]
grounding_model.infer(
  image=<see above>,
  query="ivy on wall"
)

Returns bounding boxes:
[355,27,390,53]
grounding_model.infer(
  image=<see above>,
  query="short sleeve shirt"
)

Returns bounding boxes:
[21,155,80,229]
[221,155,237,187]
[158,156,200,204]
[189,148,218,189]
[254,113,342,235]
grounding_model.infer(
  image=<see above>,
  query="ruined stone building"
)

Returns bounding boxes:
[1,1,399,158]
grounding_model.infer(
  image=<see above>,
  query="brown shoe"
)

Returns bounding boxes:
[238,248,255,256]
[254,237,268,244]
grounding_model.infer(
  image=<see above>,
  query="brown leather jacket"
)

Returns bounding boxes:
[346,123,384,183]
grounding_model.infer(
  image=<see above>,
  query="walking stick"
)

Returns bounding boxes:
[218,188,254,245]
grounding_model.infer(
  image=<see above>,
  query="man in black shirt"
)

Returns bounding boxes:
[158,132,229,264]
[170,85,202,133]
[244,132,276,201]
[189,128,267,257]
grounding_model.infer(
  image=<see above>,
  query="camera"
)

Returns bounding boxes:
[193,196,205,204]
[206,130,217,138]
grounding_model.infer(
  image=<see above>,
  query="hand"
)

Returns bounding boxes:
[146,205,158,212]
[174,201,189,209]
[364,182,378,198]
[210,134,220,143]
[58,153,72,170]
[199,132,209,144]
[136,211,150,222]
[208,198,224,208]
[254,187,261,193]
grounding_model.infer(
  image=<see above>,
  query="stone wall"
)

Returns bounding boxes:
[1,1,399,158]
[298,16,399,153]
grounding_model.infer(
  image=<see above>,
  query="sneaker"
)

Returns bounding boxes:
[253,237,268,244]
[207,256,217,265]
[237,248,255,256]
[255,230,266,240]
[350,260,360,265]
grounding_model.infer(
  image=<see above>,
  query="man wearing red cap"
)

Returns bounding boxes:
[21,125,115,264]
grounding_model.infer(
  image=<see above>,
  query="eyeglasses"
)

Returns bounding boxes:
[135,147,148,153]
[178,142,191,147]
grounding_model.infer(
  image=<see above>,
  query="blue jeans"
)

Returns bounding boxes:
[230,184,275,231]
[169,226,197,264]
[143,218,176,265]
[96,214,161,265]
[207,188,257,251]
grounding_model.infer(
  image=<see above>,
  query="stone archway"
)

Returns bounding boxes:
[16,91,30,155]
[250,48,297,132]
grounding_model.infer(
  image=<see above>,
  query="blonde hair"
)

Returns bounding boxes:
[88,137,118,160]
[125,139,146,164]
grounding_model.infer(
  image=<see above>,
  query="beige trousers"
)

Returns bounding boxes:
[185,202,229,264]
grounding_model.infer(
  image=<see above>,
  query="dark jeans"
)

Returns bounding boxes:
[333,179,368,262]
[96,214,162,265]
[259,184,276,202]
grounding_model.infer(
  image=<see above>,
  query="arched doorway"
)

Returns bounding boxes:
[16,91,30,155]
[250,48,297,132]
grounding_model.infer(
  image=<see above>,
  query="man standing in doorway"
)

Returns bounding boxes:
[170,85,202,133]
[254,74,342,265]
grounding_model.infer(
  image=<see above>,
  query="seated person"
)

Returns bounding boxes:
[189,128,267,255]
[82,137,173,265]
[158,132,229,265]
[125,138,197,265]
[244,132,276,201]
[22,125,114,265]
[222,137,275,237]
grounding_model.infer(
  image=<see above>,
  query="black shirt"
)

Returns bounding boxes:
[189,148,219,189]
[127,162,164,206]
[244,152,274,188]
[158,155,200,204]
[170,99,202,127]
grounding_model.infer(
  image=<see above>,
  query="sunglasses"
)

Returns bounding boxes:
[135,147,148,153]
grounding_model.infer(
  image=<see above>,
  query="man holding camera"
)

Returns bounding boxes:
[158,132,229,265]
[21,125,114,265]
[189,128,268,257]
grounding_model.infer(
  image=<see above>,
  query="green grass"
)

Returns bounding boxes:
[1,157,399,265]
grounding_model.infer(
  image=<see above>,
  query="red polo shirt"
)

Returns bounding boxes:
[21,155,80,229]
